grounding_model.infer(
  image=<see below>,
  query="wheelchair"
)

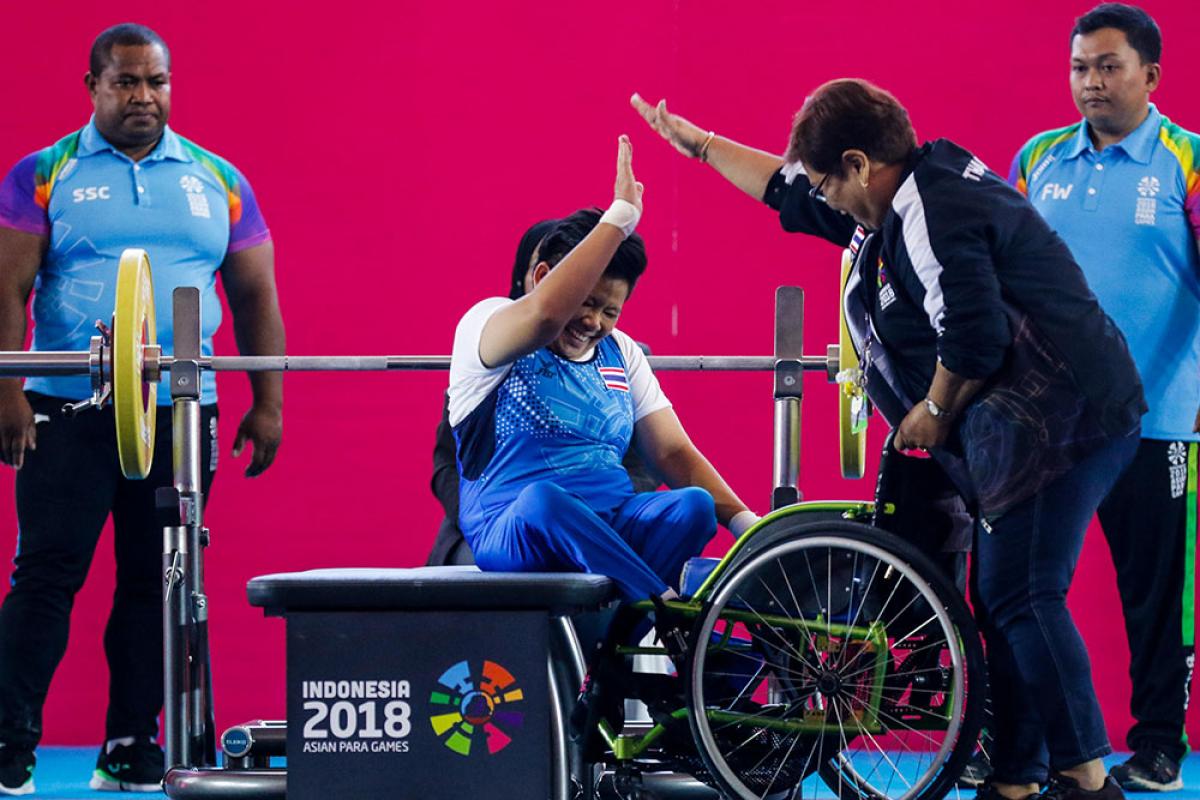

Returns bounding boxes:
[574,500,987,800]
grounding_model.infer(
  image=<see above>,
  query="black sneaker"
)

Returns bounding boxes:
[1045,774,1126,800]
[1110,748,1184,792]
[89,740,164,792]
[974,781,1039,800]
[0,748,34,796]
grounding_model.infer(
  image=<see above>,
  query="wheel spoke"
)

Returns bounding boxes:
[838,555,883,671]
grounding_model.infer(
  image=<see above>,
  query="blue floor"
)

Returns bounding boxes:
[20,749,1200,799]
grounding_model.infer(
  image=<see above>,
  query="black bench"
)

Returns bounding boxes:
[247,567,616,800]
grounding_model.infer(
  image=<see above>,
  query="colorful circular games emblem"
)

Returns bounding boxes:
[429,660,525,755]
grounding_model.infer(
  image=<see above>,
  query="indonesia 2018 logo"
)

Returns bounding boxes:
[429,660,525,756]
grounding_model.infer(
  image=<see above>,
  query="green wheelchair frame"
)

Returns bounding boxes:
[575,287,987,800]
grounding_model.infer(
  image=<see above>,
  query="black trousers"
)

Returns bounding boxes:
[0,392,217,750]
[1097,438,1197,761]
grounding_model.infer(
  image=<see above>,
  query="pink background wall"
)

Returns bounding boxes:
[0,0,1195,747]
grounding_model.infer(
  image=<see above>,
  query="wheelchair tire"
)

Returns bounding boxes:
[684,520,986,800]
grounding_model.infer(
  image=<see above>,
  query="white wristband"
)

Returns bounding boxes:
[599,199,641,239]
[729,510,760,538]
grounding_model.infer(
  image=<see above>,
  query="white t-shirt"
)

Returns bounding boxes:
[447,297,671,427]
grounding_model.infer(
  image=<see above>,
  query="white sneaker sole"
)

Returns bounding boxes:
[1119,776,1184,793]
[0,778,34,796]
[89,771,162,792]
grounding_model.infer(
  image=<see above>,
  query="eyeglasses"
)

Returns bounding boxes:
[808,172,831,203]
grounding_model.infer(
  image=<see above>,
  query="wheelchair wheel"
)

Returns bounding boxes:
[685,521,985,800]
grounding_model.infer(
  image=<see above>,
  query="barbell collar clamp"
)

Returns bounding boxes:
[825,345,840,382]
[143,345,163,384]
[61,383,111,418]
[89,327,109,396]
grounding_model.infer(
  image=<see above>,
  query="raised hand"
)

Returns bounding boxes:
[630,93,709,159]
[614,134,644,213]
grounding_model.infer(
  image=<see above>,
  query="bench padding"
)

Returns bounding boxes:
[247,567,616,615]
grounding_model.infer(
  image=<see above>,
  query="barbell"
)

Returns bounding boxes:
[0,249,870,480]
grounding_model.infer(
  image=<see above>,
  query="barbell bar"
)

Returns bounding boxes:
[0,249,869,480]
[0,352,822,376]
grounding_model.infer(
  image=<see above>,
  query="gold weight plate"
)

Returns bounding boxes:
[113,248,157,479]
[839,249,867,479]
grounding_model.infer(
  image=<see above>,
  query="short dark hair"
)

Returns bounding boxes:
[1072,3,1161,64]
[535,208,647,293]
[509,218,560,300]
[786,79,917,176]
[90,23,171,76]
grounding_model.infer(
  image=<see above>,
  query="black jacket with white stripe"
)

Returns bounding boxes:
[764,138,1145,515]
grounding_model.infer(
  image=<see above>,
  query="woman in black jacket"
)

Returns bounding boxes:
[633,79,1144,800]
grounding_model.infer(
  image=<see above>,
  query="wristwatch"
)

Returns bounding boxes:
[924,397,953,420]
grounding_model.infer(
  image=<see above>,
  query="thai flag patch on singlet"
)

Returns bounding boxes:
[848,225,867,256]
[598,366,629,392]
